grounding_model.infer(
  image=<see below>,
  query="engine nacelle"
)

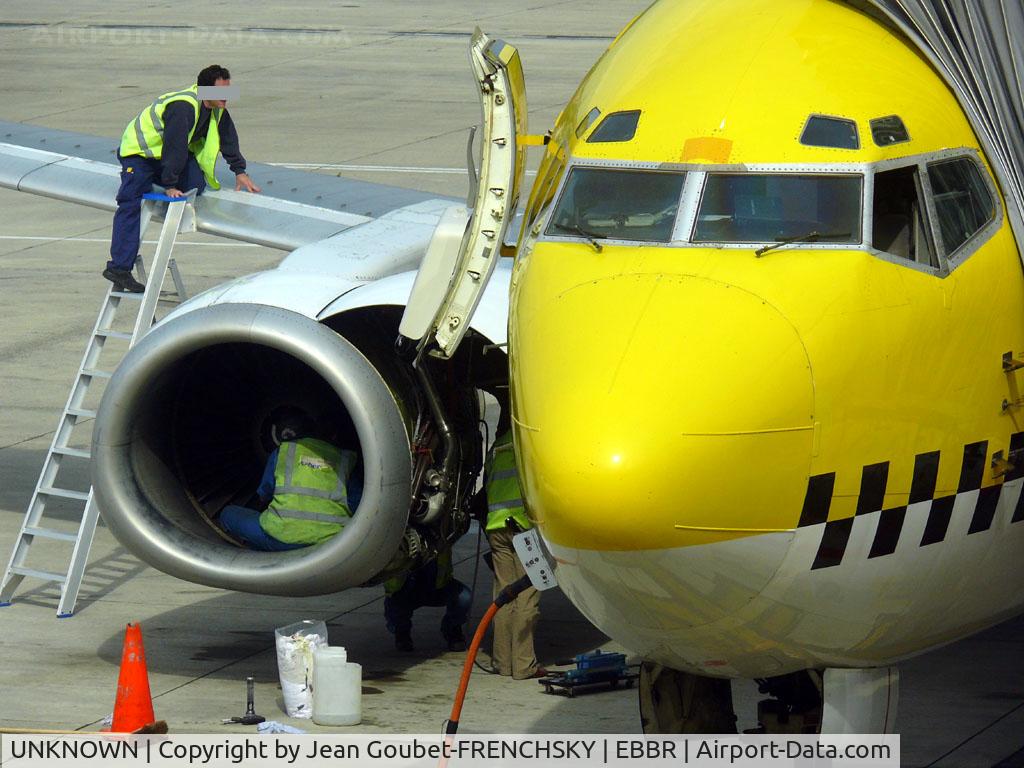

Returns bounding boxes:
[92,302,413,596]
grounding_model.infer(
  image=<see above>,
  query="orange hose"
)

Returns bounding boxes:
[439,574,532,768]
[436,603,499,768]
[449,602,499,728]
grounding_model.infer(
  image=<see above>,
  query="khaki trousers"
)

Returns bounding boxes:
[487,527,540,679]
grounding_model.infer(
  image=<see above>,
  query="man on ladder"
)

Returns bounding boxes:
[104,64,261,293]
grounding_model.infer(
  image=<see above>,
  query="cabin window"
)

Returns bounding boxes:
[872,165,937,266]
[587,110,641,143]
[692,174,861,245]
[800,115,859,150]
[926,157,995,255]
[575,107,601,139]
[547,167,685,243]
[870,115,910,146]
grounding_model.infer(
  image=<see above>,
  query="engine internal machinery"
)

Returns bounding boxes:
[92,302,500,595]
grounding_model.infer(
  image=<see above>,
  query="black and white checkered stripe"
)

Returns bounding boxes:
[799,433,1024,570]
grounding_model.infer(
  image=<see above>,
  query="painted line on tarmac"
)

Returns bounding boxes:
[0,235,258,247]
[267,162,537,176]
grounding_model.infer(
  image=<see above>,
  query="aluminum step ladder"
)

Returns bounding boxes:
[0,192,194,617]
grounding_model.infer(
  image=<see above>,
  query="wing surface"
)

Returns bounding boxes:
[0,119,456,251]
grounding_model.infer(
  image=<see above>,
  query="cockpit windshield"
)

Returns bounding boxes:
[536,153,997,267]
[693,174,862,244]
[547,167,686,243]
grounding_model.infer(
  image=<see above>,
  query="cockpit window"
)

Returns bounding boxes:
[927,157,994,255]
[872,165,937,266]
[547,167,685,242]
[870,115,910,146]
[575,107,601,139]
[587,110,641,143]
[800,115,859,150]
[693,174,862,244]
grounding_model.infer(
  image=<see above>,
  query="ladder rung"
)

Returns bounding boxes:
[67,408,97,419]
[38,486,89,501]
[53,446,90,459]
[23,526,78,542]
[10,566,66,584]
[81,368,113,379]
[96,329,132,341]
[110,291,144,301]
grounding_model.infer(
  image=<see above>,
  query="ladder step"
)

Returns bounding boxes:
[38,486,90,501]
[96,329,132,341]
[53,446,90,459]
[81,368,113,379]
[23,526,78,542]
[10,566,66,584]
[110,291,144,301]
[67,407,97,419]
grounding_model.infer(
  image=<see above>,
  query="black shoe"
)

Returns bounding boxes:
[102,268,145,293]
[443,627,467,652]
[395,632,414,653]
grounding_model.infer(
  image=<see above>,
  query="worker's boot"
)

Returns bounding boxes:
[443,627,467,653]
[102,268,145,293]
[394,630,414,653]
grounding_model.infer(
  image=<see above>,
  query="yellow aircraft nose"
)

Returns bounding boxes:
[513,272,815,551]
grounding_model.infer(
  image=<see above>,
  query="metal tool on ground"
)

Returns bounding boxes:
[538,650,638,697]
[223,678,266,726]
[0,192,193,617]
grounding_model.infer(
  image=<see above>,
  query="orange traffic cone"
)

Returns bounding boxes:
[110,623,155,733]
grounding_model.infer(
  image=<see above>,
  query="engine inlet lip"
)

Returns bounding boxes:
[92,303,412,596]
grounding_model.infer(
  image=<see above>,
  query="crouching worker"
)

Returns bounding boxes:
[219,407,358,551]
[383,548,471,653]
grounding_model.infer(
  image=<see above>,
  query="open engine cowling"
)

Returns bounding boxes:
[91,303,413,596]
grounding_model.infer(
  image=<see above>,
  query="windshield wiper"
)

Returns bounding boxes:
[551,221,606,252]
[754,230,852,257]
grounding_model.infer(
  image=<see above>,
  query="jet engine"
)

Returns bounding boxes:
[91,299,498,596]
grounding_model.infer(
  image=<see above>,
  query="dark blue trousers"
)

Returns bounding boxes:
[107,152,206,271]
[384,573,472,639]
[219,505,307,552]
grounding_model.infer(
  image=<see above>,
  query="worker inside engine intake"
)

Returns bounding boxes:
[217,406,361,551]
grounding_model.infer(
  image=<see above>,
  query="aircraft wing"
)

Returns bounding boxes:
[0,119,456,251]
[856,1,1024,259]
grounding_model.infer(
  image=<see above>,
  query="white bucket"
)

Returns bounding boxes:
[312,646,362,726]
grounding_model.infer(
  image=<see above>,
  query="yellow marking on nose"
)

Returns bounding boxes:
[681,136,732,163]
[678,425,814,436]
[674,524,793,533]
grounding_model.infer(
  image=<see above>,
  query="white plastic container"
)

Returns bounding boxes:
[312,646,362,726]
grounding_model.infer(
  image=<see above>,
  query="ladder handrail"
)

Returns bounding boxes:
[131,197,188,344]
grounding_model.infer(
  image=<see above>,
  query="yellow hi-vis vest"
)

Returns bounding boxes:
[384,548,454,596]
[259,439,355,545]
[118,84,222,190]
[484,430,531,532]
